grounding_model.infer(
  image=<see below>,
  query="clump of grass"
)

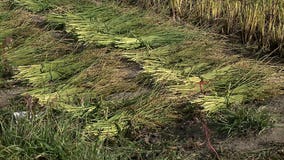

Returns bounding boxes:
[210,106,272,137]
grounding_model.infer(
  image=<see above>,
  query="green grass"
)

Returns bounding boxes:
[0,97,192,160]
[210,106,272,137]
[0,106,144,160]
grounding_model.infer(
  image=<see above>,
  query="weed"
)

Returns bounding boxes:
[210,106,272,137]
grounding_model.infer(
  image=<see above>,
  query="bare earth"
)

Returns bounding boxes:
[0,86,25,108]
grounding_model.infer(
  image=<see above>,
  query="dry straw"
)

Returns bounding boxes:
[136,0,284,55]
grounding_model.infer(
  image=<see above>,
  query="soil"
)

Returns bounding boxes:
[0,83,25,108]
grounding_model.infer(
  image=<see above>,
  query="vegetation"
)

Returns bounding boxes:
[210,106,272,137]
[0,0,283,159]
[129,0,284,56]
[0,103,180,160]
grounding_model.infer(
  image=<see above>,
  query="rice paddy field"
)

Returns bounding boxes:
[0,0,284,159]
[136,0,284,56]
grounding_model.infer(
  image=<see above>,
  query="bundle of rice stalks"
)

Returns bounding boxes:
[13,0,51,12]
[47,4,186,49]
[83,111,129,141]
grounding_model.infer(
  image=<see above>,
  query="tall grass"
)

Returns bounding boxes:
[126,0,284,56]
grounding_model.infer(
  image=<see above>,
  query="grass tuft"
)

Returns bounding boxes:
[210,106,272,137]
